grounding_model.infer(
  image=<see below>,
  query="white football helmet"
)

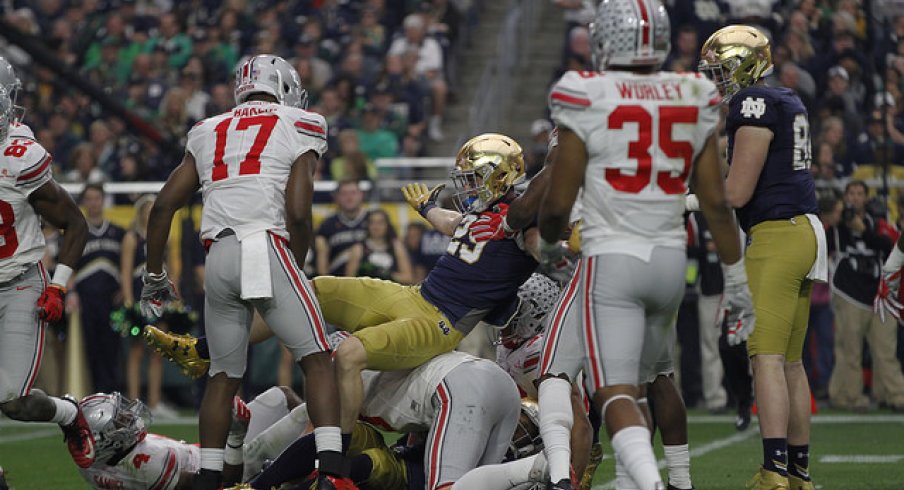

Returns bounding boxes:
[590,0,671,70]
[0,58,23,126]
[234,54,308,108]
[79,392,152,464]
[0,87,12,144]
[500,273,561,347]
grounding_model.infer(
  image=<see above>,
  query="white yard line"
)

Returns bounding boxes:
[593,428,759,490]
[819,454,904,464]
[686,414,904,424]
[0,416,199,430]
[0,428,59,444]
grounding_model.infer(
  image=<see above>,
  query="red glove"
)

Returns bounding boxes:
[469,203,512,242]
[37,284,66,323]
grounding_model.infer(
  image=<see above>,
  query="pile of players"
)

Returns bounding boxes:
[8,0,892,488]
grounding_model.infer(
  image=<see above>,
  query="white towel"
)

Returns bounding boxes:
[804,214,828,283]
[240,231,273,299]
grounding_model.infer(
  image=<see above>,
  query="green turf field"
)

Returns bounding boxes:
[1,410,902,489]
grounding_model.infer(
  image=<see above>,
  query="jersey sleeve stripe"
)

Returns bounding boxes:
[150,450,178,490]
[550,91,591,108]
[294,120,325,134]
[297,128,327,140]
[17,153,52,182]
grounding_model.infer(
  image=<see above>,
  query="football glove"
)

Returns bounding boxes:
[139,270,178,319]
[718,259,756,346]
[401,183,445,217]
[36,284,65,323]
[469,203,513,242]
[539,238,578,284]
[874,269,904,323]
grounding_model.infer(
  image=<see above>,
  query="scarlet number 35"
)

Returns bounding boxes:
[605,105,698,195]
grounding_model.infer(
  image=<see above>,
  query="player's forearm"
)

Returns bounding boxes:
[538,210,570,244]
[56,208,87,269]
[701,204,742,265]
[145,204,176,274]
[425,207,463,236]
[508,166,551,230]
[286,221,314,266]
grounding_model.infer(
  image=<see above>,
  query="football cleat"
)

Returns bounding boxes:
[0,466,9,490]
[549,479,575,490]
[144,325,210,379]
[787,475,815,490]
[60,395,96,468]
[736,404,752,431]
[746,468,789,490]
[306,470,359,490]
[580,443,603,490]
[667,485,695,490]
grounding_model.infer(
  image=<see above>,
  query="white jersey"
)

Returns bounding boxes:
[10,121,35,139]
[186,101,328,241]
[77,434,199,490]
[496,334,543,399]
[360,351,478,432]
[0,135,52,282]
[549,70,720,262]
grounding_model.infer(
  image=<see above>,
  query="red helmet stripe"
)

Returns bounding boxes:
[636,0,651,48]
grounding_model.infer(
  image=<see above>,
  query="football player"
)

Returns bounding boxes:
[699,26,825,490]
[139,55,352,490]
[313,133,537,442]
[0,57,33,140]
[537,2,753,490]
[0,86,93,467]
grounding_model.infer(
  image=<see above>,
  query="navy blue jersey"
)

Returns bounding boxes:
[316,211,369,276]
[420,213,538,334]
[726,86,818,231]
[74,221,125,296]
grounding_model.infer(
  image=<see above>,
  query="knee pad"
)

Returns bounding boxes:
[601,394,636,420]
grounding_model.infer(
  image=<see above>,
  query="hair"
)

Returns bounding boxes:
[335,178,361,193]
[79,182,105,201]
[367,208,397,240]
[845,179,868,194]
[130,194,156,235]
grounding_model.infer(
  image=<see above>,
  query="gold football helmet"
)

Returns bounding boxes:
[451,133,525,214]
[699,25,773,103]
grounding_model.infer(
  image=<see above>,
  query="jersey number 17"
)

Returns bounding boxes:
[211,115,278,181]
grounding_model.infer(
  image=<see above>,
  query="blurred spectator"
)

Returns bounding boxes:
[403,221,449,283]
[668,0,727,45]
[148,13,193,69]
[849,110,904,170]
[664,25,699,73]
[356,103,399,160]
[178,59,210,123]
[64,142,107,184]
[88,120,117,174]
[345,208,414,284]
[562,26,592,73]
[806,194,842,400]
[314,179,370,276]
[778,62,815,111]
[819,65,863,136]
[817,116,852,175]
[827,181,904,412]
[74,184,125,393]
[205,83,234,116]
[330,129,375,181]
[812,141,842,194]
[388,14,447,141]
[158,86,190,145]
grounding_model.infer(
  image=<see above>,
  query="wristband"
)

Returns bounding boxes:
[146,270,167,282]
[419,203,437,219]
[501,215,514,234]
[721,258,747,285]
[884,245,904,274]
[51,264,72,288]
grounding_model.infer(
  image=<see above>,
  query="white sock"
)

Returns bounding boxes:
[451,453,545,490]
[50,397,77,426]
[539,377,573,483]
[615,453,640,490]
[610,426,662,490]
[200,447,225,471]
[664,444,691,489]
[224,431,246,466]
[313,426,342,453]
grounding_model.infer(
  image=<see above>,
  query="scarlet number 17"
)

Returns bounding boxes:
[605,105,699,195]
[212,115,278,181]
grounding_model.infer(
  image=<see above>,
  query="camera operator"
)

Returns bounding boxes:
[827,180,904,412]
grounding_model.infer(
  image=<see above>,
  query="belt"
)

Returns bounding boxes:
[0,263,36,289]
[203,228,236,253]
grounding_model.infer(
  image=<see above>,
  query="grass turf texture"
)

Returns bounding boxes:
[1,410,902,489]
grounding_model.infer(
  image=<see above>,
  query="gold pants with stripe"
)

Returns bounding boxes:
[745,216,816,361]
[312,276,464,370]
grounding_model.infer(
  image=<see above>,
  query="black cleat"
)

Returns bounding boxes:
[193,468,222,490]
[736,404,752,431]
[549,479,575,490]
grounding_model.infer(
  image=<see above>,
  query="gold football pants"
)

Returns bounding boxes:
[745,216,816,361]
[312,276,464,370]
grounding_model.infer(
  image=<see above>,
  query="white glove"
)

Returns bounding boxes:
[139,270,178,319]
[538,238,578,284]
[718,259,756,346]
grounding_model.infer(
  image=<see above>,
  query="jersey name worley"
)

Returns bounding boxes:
[360,351,478,432]
[549,70,719,261]
[187,101,328,241]
[0,135,51,282]
[78,434,199,490]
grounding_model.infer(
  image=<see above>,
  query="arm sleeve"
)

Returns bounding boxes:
[291,111,329,160]
[548,71,593,142]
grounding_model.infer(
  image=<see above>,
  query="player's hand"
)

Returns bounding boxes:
[874,269,904,322]
[718,260,756,346]
[139,270,178,319]
[539,238,578,284]
[470,203,513,242]
[401,183,445,216]
[36,285,65,323]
